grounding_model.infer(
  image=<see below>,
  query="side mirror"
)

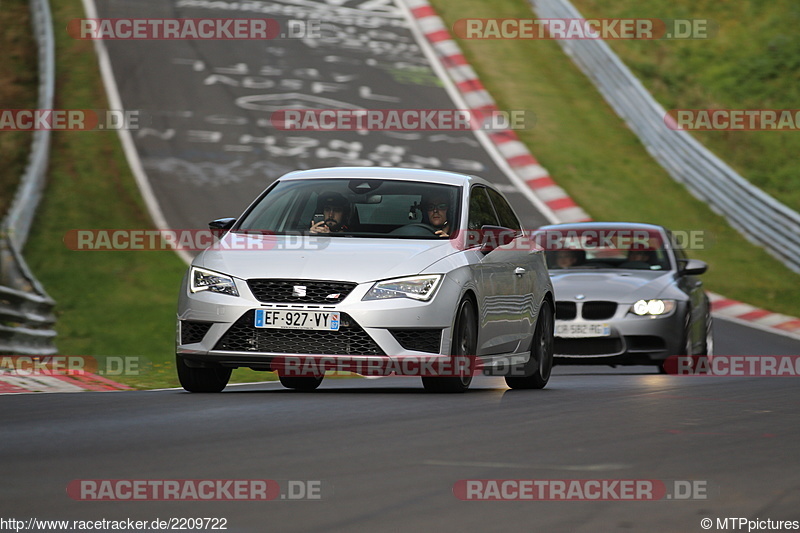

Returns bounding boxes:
[208,218,236,231]
[479,225,517,254]
[678,258,707,276]
[208,218,236,239]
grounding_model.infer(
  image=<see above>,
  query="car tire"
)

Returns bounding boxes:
[279,375,324,391]
[422,298,476,393]
[700,313,713,356]
[505,302,554,390]
[176,355,231,393]
[659,311,695,374]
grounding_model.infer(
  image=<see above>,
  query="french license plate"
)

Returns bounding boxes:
[254,309,340,331]
[556,322,610,338]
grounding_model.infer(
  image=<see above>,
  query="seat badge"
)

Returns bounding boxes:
[292,285,307,297]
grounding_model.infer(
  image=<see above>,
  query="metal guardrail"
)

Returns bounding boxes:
[0,0,57,355]
[529,0,800,274]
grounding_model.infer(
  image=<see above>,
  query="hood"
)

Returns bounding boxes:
[549,270,675,302]
[196,234,458,283]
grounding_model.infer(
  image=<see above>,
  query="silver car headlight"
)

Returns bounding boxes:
[631,299,676,316]
[190,267,239,296]
[363,275,442,301]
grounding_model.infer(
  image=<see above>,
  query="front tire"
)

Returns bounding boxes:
[505,302,554,390]
[176,355,231,392]
[422,298,476,393]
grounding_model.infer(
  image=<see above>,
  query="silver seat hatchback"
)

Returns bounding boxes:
[176,167,554,392]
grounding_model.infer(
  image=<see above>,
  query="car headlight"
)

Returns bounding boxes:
[631,299,675,316]
[190,267,239,296]
[363,275,442,301]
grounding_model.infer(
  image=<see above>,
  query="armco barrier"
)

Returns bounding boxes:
[529,0,800,274]
[0,0,57,355]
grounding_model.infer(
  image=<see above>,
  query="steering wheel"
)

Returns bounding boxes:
[390,224,438,236]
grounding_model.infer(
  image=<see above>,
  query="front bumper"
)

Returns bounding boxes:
[553,305,685,364]
[176,272,463,369]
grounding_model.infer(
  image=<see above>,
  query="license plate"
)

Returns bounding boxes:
[556,322,610,338]
[254,309,340,331]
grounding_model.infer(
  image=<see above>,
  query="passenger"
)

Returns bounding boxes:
[620,250,657,268]
[627,249,654,263]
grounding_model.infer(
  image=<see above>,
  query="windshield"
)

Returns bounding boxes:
[533,227,671,271]
[236,178,461,239]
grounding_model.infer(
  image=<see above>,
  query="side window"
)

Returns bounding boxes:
[468,186,499,230]
[487,188,522,232]
[666,230,686,269]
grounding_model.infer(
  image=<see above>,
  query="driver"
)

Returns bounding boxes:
[310,192,350,234]
[422,195,450,237]
[554,249,585,268]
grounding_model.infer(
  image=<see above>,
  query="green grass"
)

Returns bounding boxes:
[571,0,800,213]
[0,0,38,217]
[429,0,800,315]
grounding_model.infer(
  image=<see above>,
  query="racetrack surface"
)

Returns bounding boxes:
[2,323,799,532]
[5,0,797,530]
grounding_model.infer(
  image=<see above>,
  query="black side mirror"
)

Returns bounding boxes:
[208,218,236,239]
[678,258,707,276]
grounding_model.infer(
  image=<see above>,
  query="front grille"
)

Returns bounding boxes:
[214,310,384,355]
[390,329,443,353]
[180,321,213,344]
[556,301,577,320]
[555,338,623,356]
[247,279,357,304]
[581,301,617,320]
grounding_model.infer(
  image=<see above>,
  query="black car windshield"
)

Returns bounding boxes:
[236,178,461,239]
[534,227,671,271]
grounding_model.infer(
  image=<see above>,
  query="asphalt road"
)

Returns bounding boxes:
[5,0,797,530]
[2,322,799,532]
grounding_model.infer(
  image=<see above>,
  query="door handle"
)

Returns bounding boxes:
[514,267,526,276]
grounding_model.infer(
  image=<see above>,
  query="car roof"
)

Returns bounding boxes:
[536,221,668,233]
[279,166,491,188]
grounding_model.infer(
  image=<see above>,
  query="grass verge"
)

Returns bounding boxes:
[572,0,800,214]
[429,0,800,317]
[0,0,38,217]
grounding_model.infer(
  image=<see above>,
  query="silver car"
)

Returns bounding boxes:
[176,167,554,392]
[533,222,712,371]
